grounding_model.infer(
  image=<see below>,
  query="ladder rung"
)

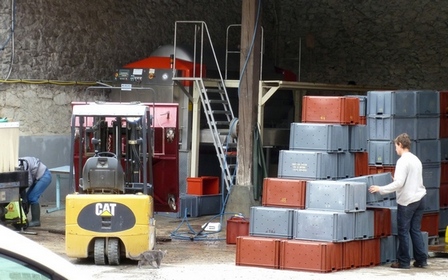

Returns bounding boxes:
[209,99,228,104]
[210,110,231,115]
[206,88,224,93]
[214,121,230,126]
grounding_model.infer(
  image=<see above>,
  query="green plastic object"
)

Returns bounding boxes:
[0,117,8,122]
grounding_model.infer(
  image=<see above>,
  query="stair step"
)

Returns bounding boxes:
[213,121,230,126]
[206,88,224,93]
[209,110,232,115]
[208,99,228,104]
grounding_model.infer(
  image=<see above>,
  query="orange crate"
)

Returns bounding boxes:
[186,176,219,195]
[355,152,369,176]
[368,165,395,176]
[421,212,439,236]
[262,178,306,208]
[442,162,448,184]
[359,116,367,125]
[361,238,381,267]
[226,216,250,244]
[236,236,281,269]
[440,183,448,207]
[367,207,392,238]
[279,240,343,273]
[301,96,360,125]
[342,241,362,269]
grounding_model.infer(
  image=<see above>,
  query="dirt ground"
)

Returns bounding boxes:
[15,205,448,280]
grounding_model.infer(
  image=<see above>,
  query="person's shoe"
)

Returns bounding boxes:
[413,261,428,268]
[390,262,410,269]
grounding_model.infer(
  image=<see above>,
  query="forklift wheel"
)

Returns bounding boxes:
[107,238,121,265]
[94,238,107,265]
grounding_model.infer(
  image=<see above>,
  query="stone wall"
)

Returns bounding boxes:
[2,1,448,135]
[1,0,448,204]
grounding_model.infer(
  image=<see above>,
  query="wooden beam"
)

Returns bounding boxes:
[237,0,262,186]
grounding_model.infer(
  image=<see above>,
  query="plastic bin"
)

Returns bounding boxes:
[186,176,220,195]
[226,216,250,244]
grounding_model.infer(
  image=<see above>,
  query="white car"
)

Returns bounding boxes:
[0,225,90,280]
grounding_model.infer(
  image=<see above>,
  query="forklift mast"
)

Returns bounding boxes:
[69,102,179,212]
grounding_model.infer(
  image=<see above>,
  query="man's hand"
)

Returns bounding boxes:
[369,185,380,193]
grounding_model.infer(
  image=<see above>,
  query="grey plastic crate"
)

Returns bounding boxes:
[380,235,397,264]
[156,194,199,218]
[423,188,440,213]
[197,194,222,216]
[306,180,366,212]
[293,209,355,242]
[367,116,416,141]
[337,152,355,179]
[417,117,440,140]
[371,172,395,201]
[289,123,349,152]
[348,95,367,117]
[368,140,417,165]
[249,206,295,239]
[416,139,441,164]
[441,138,448,161]
[367,90,439,117]
[422,163,441,188]
[354,210,374,239]
[349,125,367,152]
[339,175,383,204]
[278,150,338,180]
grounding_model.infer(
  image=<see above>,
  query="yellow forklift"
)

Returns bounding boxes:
[65,102,179,265]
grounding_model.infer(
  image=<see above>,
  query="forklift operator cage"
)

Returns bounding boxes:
[69,103,152,195]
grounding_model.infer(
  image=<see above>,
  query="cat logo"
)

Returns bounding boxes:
[95,203,117,217]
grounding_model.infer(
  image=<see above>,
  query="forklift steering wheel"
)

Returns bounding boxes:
[96,152,117,158]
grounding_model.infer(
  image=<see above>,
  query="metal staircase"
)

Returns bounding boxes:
[172,21,237,191]
[195,78,237,192]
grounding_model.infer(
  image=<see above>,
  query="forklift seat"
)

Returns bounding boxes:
[81,156,125,194]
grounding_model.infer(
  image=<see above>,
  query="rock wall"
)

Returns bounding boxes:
[2,0,447,135]
[1,0,448,204]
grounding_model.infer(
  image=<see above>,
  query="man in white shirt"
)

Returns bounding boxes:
[369,133,427,269]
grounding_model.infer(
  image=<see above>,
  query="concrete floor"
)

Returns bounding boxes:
[21,205,448,280]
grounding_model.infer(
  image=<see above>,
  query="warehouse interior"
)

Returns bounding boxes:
[0,0,448,274]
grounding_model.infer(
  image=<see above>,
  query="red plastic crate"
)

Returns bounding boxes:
[262,178,306,208]
[442,162,448,184]
[361,238,381,267]
[301,96,360,125]
[368,165,395,176]
[440,115,448,138]
[226,216,250,244]
[186,176,220,195]
[359,116,367,125]
[279,240,343,273]
[440,183,448,208]
[421,212,439,236]
[342,241,362,270]
[236,236,281,269]
[367,207,392,238]
[355,152,369,177]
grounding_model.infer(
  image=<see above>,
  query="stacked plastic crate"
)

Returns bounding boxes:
[236,96,377,272]
[157,176,222,218]
[438,91,448,233]
[366,90,441,241]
